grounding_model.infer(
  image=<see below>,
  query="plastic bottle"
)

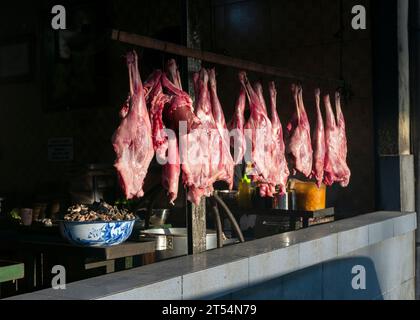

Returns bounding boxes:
[238,173,252,208]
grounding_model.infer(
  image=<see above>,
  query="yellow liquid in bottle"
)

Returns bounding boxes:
[238,173,252,208]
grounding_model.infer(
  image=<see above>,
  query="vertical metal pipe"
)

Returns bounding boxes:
[210,197,224,248]
[213,194,245,243]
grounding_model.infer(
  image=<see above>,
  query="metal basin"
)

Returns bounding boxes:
[216,190,239,207]
[140,228,217,260]
[149,209,171,227]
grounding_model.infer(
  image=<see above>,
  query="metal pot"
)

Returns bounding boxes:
[272,191,297,210]
[149,209,171,227]
[140,228,218,260]
[216,190,238,207]
[69,163,116,204]
[216,190,238,200]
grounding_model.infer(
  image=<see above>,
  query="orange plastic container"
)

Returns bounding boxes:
[291,180,326,211]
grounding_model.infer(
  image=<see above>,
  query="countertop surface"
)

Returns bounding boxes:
[6,211,417,300]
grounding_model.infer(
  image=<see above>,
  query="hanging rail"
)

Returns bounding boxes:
[111,29,345,86]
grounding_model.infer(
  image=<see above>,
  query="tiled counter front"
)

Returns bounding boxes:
[7,212,416,300]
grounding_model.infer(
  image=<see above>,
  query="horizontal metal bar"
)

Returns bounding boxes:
[111,29,345,85]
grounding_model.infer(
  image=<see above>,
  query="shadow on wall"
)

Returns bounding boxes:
[217,257,383,300]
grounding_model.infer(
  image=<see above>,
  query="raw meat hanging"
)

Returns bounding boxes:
[240,72,277,197]
[335,92,349,175]
[228,86,247,165]
[145,61,182,205]
[323,92,351,187]
[268,81,289,195]
[311,88,326,188]
[144,70,163,103]
[146,70,167,156]
[180,68,216,205]
[254,82,269,116]
[166,59,183,90]
[161,60,201,134]
[286,84,313,178]
[180,67,237,205]
[113,51,350,204]
[159,60,184,204]
[112,51,155,199]
[208,68,235,189]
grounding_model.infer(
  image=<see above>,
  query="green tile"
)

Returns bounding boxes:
[0,261,24,283]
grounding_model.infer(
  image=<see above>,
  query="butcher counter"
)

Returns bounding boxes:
[6,211,417,300]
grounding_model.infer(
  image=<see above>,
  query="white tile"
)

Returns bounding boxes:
[353,232,415,295]
[281,265,323,300]
[5,293,73,300]
[394,213,417,237]
[35,284,106,300]
[384,279,415,300]
[382,292,390,300]
[400,155,415,212]
[299,234,338,268]
[365,239,401,294]
[368,219,394,245]
[248,245,299,286]
[397,232,416,283]
[322,256,382,300]
[231,277,283,300]
[338,226,369,255]
[400,279,415,300]
[182,259,248,300]
[98,277,182,300]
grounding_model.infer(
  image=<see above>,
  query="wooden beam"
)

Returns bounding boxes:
[111,29,344,85]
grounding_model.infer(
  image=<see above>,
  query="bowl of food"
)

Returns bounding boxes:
[59,202,136,247]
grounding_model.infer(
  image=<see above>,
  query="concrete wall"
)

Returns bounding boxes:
[224,232,415,300]
[378,155,415,212]
[0,0,183,203]
[0,0,375,216]
[200,0,375,216]
[7,211,416,300]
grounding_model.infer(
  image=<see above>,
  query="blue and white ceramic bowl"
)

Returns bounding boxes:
[59,220,135,247]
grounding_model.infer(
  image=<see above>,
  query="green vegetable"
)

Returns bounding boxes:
[8,209,21,221]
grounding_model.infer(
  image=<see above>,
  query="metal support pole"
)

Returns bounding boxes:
[186,196,207,255]
[182,0,207,255]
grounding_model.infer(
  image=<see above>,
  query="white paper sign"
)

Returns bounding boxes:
[48,138,74,162]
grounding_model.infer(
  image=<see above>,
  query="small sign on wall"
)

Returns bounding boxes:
[0,35,34,83]
[48,138,74,162]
